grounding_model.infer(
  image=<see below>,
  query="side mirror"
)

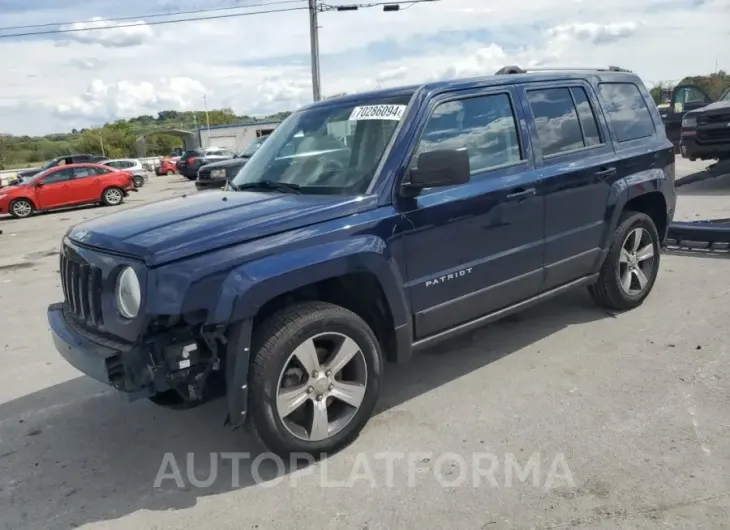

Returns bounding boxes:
[35,181,44,188]
[402,148,470,195]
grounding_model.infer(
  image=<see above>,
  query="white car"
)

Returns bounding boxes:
[103,159,147,188]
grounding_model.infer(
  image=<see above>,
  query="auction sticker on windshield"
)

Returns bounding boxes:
[349,105,406,121]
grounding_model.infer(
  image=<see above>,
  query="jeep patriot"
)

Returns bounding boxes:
[48,65,676,456]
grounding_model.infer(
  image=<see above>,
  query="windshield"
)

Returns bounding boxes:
[39,158,59,171]
[239,136,267,158]
[230,93,413,195]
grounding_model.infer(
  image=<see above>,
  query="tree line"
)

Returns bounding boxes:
[649,70,730,104]
[0,108,292,170]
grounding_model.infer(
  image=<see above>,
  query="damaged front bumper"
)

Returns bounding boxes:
[47,303,251,422]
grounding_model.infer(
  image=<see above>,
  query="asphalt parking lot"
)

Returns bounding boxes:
[1,161,729,529]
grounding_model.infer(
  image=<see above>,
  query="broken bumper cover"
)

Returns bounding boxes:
[47,302,155,400]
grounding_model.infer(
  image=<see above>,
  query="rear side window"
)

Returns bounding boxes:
[598,83,655,142]
[415,92,524,174]
[570,87,601,146]
[527,88,585,156]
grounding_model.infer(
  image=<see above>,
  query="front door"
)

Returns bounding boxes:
[36,168,76,209]
[520,82,618,290]
[663,85,713,145]
[399,87,545,339]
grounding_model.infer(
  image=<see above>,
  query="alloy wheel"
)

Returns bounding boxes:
[618,227,656,296]
[276,332,368,442]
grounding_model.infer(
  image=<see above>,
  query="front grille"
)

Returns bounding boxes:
[198,170,210,180]
[697,128,730,144]
[698,113,730,126]
[60,251,104,327]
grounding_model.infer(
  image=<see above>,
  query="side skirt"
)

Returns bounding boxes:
[412,274,599,352]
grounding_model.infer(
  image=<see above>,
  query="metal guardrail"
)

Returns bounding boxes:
[0,157,164,185]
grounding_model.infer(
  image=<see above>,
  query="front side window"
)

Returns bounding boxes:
[598,83,655,142]
[42,168,74,184]
[231,93,413,195]
[414,93,523,173]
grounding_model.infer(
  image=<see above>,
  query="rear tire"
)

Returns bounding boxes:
[9,198,34,219]
[248,301,383,457]
[166,170,175,176]
[102,187,124,206]
[588,211,660,311]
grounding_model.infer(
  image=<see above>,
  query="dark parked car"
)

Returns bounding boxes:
[196,136,269,191]
[176,147,235,180]
[679,88,730,161]
[48,65,675,457]
[17,154,109,180]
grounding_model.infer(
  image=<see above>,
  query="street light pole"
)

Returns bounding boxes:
[308,0,321,102]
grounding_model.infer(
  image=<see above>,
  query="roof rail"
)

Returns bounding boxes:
[495,65,631,75]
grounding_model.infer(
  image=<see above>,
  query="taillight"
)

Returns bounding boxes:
[188,157,196,164]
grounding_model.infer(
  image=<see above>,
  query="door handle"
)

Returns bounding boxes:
[506,187,536,200]
[595,167,617,179]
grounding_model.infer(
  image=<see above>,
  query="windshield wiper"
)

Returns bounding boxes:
[234,180,302,194]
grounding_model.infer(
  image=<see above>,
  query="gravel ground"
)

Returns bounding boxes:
[0,162,729,530]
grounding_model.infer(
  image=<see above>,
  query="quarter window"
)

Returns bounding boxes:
[415,93,523,174]
[598,83,655,142]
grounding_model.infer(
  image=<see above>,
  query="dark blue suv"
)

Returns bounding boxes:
[48,66,676,456]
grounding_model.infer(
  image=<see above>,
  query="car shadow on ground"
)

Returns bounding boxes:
[0,290,609,528]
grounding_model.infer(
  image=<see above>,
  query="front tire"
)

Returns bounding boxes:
[589,211,660,311]
[10,198,34,218]
[102,187,124,206]
[249,302,383,457]
[133,175,144,188]
[166,170,175,176]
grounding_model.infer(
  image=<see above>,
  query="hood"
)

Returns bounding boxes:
[200,157,248,172]
[685,100,730,117]
[67,190,376,266]
[18,168,41,178]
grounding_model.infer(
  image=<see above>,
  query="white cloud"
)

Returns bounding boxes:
[54,77,206,120]
[544,22,639,44]
[59,17,154,48]
[0,0,728,135]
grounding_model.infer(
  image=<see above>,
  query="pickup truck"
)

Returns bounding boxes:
[678,88,730,161]
[48,65,676,456]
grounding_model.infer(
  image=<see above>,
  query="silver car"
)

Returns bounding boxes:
[103,159,147,188]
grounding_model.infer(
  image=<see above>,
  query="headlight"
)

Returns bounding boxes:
[210,169,226,178]
[682,116,697,128]
[115,266,141,318]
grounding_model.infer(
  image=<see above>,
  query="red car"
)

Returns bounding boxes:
[0,163,135,219]
[156,157,178,176]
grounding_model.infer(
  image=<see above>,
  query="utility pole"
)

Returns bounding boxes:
[99,132,105,157]
[203,94,211,147]
[308,0,321,102]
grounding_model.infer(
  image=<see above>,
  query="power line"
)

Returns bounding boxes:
[0,5,309,39]
[0,0,307,32]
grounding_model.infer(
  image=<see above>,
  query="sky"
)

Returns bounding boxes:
[0,0,728,136]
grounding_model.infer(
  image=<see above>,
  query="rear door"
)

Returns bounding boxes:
[518,81,619,291]
[36,168,76,209]
[71,166,104,203]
